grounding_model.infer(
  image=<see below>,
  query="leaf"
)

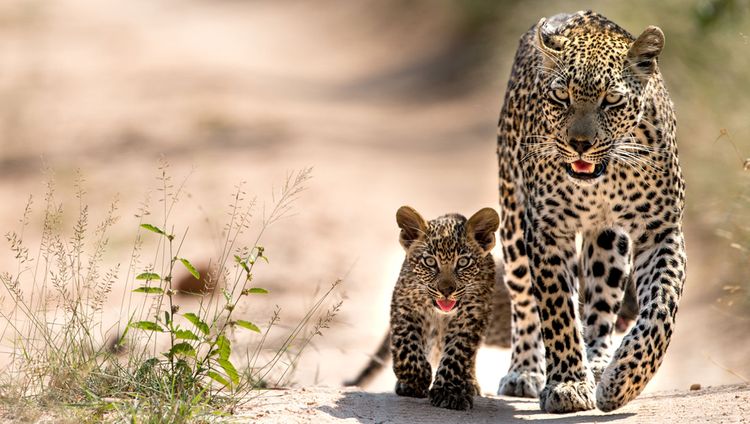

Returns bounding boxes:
[132,286,164,294]
[137,357,159,378]
[207,371,230,388]
[130,321,164,332]
[247,288,268,295]
[174,329,199,340]
[221,288,232,303]
[169,342,196,357]
[234,255,250,273]
[216,358,239,385]
[183,313,209,336]
[179,258,200,280]
[215,334,231,360]
[115,313,135,350]
[136,272,161,281]
[235,320,260,333]
[140,223,166,236]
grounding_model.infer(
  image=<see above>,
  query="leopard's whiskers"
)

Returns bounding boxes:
[522,135,560,163]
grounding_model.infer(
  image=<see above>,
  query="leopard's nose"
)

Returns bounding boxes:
[569,137,593,154]
[567,108,596,154]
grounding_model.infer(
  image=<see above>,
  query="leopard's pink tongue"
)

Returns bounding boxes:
[572,160,595,174]
[436,299,456,312]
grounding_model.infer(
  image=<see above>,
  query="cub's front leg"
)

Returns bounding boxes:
[526,224,595,413]
[429,305,488,410]
[390,308,432,398]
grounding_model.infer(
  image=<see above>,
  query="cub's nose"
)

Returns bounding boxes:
[569,137,593,154]
[437,279,456,298]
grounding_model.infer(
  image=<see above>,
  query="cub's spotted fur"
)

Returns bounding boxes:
[497,11,686,413]
[388,206,499,410]
[344,267,512,388]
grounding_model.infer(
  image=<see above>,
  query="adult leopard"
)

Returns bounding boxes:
[496,11,686,413]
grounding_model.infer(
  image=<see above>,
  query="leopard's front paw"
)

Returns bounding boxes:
[587,349,612,383]
[539,380,595,413]
[589,359,609,384]
[596,362,640,412]
[497,370,545,398]
[429,383,475,410]
[395,380,429,398]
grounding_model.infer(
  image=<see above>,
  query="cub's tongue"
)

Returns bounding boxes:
[571,160,595,174]
[436,299,457,312]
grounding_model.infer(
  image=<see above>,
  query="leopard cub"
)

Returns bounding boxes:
[390,206,499,410]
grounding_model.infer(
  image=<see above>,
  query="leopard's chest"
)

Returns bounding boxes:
[522,162,661,234]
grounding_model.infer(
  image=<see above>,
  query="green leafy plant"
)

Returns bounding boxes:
[127,221,267,393]
[0,165,342,422]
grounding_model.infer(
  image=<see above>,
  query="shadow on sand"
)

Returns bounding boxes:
[318,391,636,423]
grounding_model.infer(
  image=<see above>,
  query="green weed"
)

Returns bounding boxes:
[0,165,341,422]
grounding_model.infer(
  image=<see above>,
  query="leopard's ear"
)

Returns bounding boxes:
[467,208,500,255]
[396,206,427,250]
[536,17,568,69]
[627,26,664,76]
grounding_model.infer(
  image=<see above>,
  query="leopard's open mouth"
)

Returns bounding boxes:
[433,298,459,313]
[565,159,607,180]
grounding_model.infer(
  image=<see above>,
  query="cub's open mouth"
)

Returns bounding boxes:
[434,298,458,312]
[565,160,606,180]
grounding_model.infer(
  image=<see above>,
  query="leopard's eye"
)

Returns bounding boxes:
[456,257,471,268]
[549,87,570,106]
[422,257,437,268]
[602,92,625,109]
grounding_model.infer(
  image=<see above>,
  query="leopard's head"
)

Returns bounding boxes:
[396,206,499,314]
[532,12,665,183]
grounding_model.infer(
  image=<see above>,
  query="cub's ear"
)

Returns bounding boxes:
[396,206,427,250]
[467,208,500,255]
[627,26,664,76]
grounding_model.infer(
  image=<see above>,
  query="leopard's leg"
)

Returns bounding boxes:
[497,181,545,398]
[390,309,432,398]
[429,300,489,410]
[580,229,632,381]
[527,222,595,413]
[596,227,686,411]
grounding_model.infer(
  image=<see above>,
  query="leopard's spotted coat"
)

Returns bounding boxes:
[497,11,686,413]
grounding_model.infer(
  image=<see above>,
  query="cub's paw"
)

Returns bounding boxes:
[429,383,475,410]
[395,380,428,398]
[539,380,595,413]
[470,378,481,396]
[497,370,545,398]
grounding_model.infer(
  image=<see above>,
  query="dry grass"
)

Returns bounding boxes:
[0,165,344,422]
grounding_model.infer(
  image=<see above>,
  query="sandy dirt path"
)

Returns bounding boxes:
[238,384,750,423]
[0,2,748,418]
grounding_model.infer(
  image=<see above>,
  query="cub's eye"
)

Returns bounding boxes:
[456,257,472,268]
[422,257,437,268]
[602,92,625,109]
[549,87,570,106]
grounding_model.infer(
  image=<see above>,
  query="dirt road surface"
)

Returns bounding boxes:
[0,1,748,419]
[239,384,750,423]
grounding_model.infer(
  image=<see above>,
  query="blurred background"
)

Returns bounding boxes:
[0,0,748,394]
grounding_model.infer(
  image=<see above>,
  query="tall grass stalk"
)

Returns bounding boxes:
[0,165,342,422]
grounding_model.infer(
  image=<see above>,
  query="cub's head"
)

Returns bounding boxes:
[532,11,665,183]
[396,206,499,314]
